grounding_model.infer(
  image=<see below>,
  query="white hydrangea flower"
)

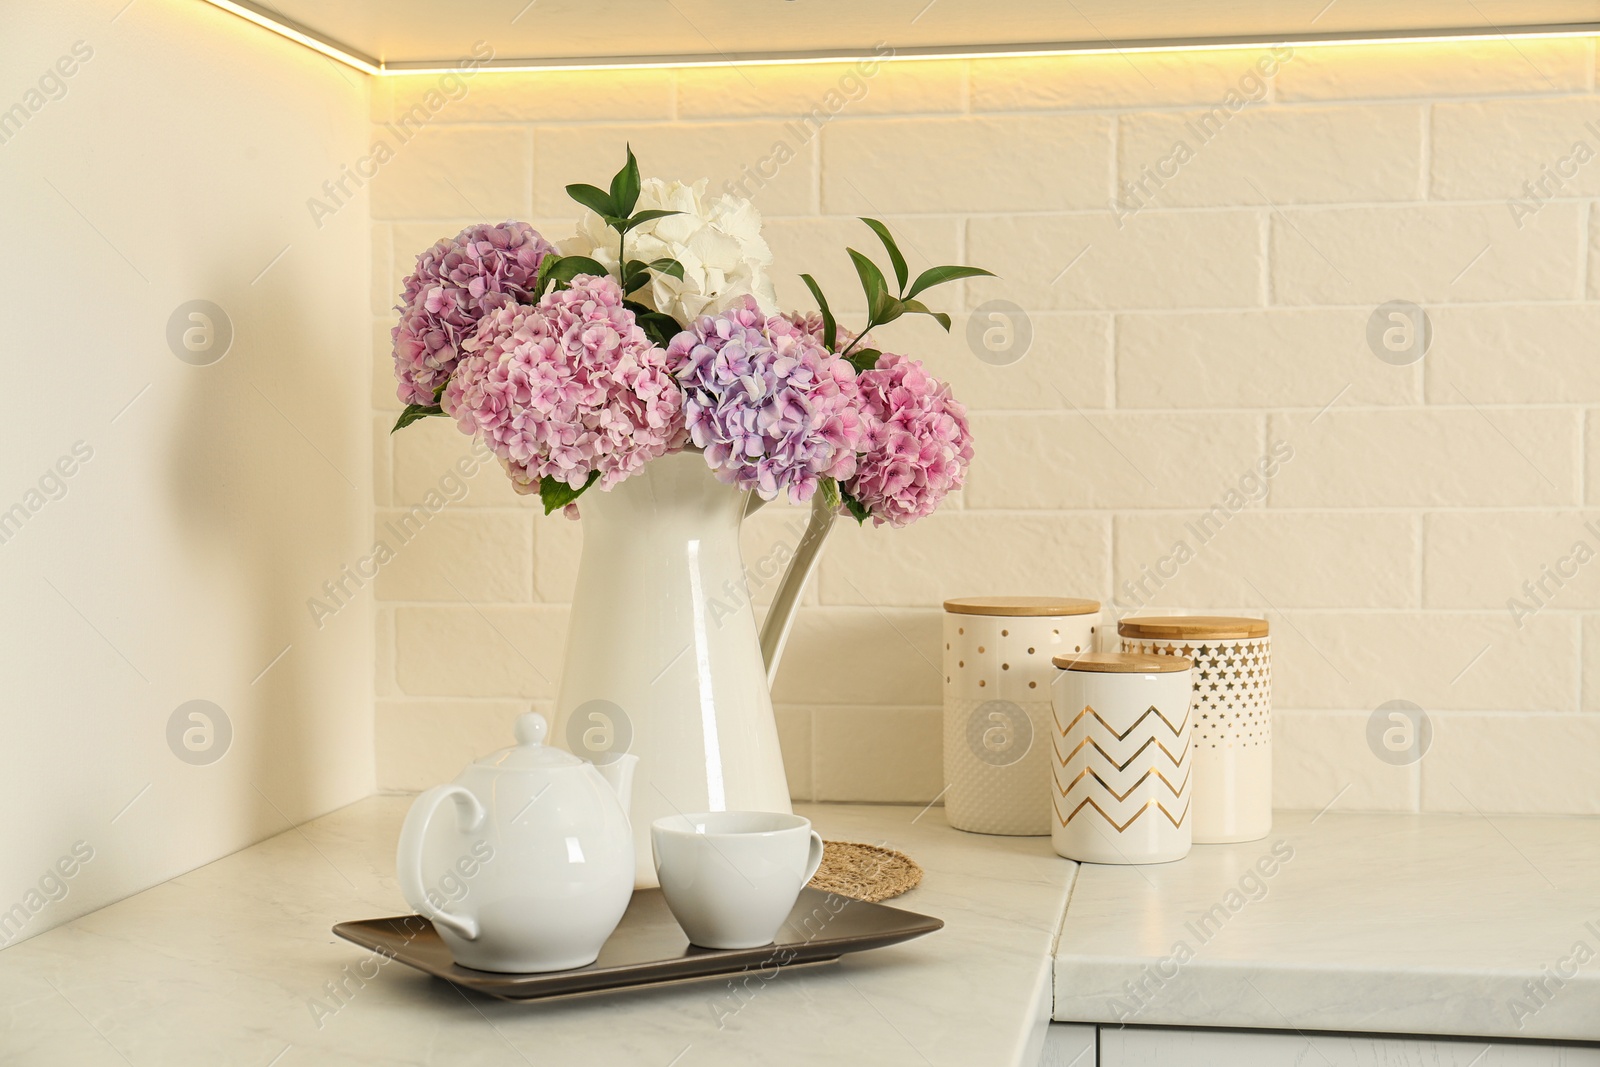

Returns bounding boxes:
[561,177,779,327]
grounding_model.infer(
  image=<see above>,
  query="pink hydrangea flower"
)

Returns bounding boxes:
[670,300,864,503]
[845,353,973,527]
[443,275,686,497]
[781,310,861,354]
[392,222,555,406]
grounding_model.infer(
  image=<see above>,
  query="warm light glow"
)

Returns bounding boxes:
[198,0,382,75]
[195,0,1600,78]
[391,30,1600,74]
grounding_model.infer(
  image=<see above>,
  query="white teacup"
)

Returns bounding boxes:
[651,812,825,950]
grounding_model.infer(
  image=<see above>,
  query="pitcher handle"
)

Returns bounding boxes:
[396,784,486,940]
[758,491,838,687]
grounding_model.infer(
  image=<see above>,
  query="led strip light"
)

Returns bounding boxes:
[198,0,1600,76]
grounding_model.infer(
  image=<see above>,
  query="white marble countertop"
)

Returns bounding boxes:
[11,798,1600,1063]
[1053,810,1600,1042]
[0,797,1073,1066]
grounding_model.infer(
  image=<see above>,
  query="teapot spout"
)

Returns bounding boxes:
[595,753,638,821]
[757,491,838,687]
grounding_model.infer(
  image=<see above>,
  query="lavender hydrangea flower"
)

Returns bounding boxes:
[668,299,864,504]
[391,221,555,406]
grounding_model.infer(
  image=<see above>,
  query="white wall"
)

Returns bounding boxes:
[369,42,1600,817]
[0,0,372,945]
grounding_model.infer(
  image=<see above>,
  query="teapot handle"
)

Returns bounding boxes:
[396,784,486,940]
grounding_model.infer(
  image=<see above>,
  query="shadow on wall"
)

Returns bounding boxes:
[164,270,356,843]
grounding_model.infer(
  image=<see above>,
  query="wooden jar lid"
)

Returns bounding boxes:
[1117,615,1269,640]
[943,596,1100,618]
[1052,652,1192,673]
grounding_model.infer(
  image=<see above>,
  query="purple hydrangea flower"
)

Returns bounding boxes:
[391,222,555,406]
[668,299,865,504]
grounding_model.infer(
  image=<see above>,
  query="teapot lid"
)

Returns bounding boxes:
[475,712,584,771]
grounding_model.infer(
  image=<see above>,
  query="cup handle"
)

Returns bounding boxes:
[802,831,825,886]
[396,784,485,940]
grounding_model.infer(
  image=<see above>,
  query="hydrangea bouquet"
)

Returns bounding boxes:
[391,148,989,528]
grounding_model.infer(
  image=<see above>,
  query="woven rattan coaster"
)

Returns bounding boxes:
[806,840,923,903]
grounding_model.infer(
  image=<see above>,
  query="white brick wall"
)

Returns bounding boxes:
[370,40,1600,815]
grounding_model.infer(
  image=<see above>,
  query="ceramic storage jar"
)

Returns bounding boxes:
[1118,616,1272,844]
[942,597,1101,836]
[1049,652,1194,864]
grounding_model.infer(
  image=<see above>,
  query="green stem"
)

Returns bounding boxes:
[837,318,876,361]
[835,280,908,360]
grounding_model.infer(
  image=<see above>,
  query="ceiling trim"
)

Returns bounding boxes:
[202,0,382,74]
[197,1,1600,76]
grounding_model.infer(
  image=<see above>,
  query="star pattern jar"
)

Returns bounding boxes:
[1118,616,1272,844]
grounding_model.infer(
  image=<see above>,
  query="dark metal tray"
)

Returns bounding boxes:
[333,887,942,1002]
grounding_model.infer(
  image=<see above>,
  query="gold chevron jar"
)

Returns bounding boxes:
[1119,616,1271,844]
[943,596,1101,836]
[1049,652,1194,864]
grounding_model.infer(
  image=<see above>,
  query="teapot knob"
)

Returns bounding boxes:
[514,711,548,747]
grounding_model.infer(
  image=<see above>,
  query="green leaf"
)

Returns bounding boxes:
[538,470,600,515]
[619,209,682,233]
[798,274,838,352]
[560,255,609,275]
[845,348,881,374]
[391,403,444,433]
[609,145,641,217]
[622,258,686,296]
[620,259,648,294]
[840,487,872,525]
[869,290,902,326]
[640,315,683,348]
[623,300,685,349]
[548,255,609,289]
[566,183,616,218]
[533,254,559,298]
[646,258,685,281]
[847,248,890,310]
[905,264,996,300]
[859,218,908,293]
[819,476,842,513]
[900,298,952,332]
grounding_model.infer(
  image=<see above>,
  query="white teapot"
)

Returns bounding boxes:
[396,711,637,972]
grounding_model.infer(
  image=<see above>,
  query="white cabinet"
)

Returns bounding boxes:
[1042,1025,1600,1066]
[1039,1024,1097,1066]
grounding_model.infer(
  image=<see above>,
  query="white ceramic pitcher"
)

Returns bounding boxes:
[554,449,835,888]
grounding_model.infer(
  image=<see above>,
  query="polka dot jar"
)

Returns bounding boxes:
[943,597,1100,836]
[1119,616,1271,844]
